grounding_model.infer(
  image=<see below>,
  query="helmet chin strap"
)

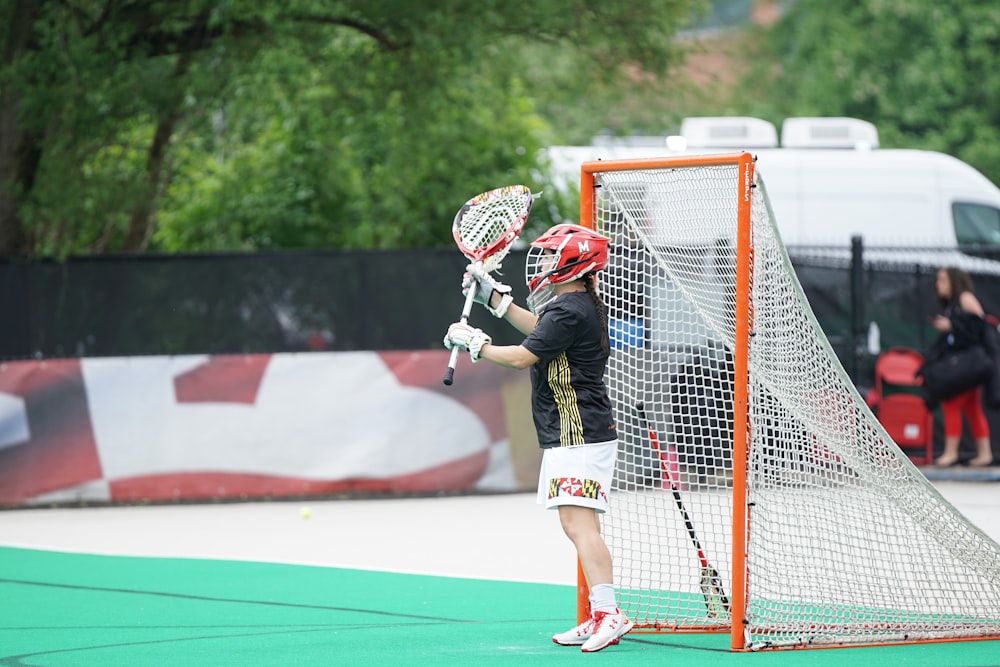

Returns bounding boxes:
[542,257,591,284]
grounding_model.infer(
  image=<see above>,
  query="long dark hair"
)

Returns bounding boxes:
[938,267,975,310]
[583,274,610,354]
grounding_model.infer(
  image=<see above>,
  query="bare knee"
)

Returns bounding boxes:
[558,506,599,543]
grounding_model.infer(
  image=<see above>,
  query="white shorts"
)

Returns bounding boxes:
[536,440,617,514]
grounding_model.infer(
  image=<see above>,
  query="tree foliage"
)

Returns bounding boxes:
[0,0,699,256]
[7,2,1000,258]
[757,0,1000,184]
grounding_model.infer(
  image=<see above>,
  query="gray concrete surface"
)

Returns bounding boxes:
[2,481,999,586]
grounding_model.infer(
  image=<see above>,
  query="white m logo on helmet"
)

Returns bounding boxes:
[578,240,590,253]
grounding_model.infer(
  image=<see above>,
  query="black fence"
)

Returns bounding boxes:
[0,249,533,360]
[4,244,1000,379]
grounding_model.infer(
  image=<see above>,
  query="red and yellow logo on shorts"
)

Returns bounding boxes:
[548,477,606,501]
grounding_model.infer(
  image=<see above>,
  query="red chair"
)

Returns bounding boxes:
[871,347,934,465]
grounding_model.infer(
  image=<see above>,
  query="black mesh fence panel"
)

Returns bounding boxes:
[0,249,533,360]
[4,245,1000,367]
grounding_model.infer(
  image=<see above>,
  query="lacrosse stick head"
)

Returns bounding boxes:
[452,185,535,273]
[525,223,609,314]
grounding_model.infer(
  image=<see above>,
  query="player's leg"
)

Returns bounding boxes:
[539,453,599,646]
[542,443,620,647]
[558,506,610,588]
[556,507,632,652]
[551,509,631,649]
[542,442,632,651]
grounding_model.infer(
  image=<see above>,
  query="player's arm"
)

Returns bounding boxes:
[466,266,538,334]
[478,341,539,369]
[493,297,537,335]
[443,323,539,370]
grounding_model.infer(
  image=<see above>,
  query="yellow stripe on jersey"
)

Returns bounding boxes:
[547,352,584,446]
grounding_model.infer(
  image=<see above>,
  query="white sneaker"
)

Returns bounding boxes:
[580,609,633,652]
[552,616,595,646]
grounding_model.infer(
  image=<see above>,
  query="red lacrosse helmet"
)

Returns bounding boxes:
[525,224,610,313]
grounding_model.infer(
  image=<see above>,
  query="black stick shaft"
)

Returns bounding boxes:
[442,278,479,386]
[636,402,709,566]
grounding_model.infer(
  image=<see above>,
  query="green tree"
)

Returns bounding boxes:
[756,0,1000,184]
[0,0,699,257]
[156,44,558,251]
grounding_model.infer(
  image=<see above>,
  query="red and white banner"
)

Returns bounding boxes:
[0,351,531,506]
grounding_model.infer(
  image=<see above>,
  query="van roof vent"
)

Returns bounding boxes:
[680,117,779,148]
[781,117,879,149]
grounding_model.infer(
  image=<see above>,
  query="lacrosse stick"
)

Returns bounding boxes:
[636,402,731,621]
[442,185,535,386]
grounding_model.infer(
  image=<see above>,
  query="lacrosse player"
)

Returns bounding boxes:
[444,223,632,652]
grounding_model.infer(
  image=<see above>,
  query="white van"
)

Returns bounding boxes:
[751,147,1000,248]
[545,117,1000,258]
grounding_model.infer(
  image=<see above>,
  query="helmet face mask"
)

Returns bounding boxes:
[525,247,561,314]
[525,224,610,314]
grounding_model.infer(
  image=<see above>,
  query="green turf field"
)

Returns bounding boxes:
[2,546,999,666]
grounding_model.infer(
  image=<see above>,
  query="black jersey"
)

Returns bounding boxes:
[521,291,618,448]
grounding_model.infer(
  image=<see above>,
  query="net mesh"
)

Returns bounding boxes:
[588,156,1000,650]
[454,186,532,271]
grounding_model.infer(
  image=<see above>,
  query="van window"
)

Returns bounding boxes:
[954,202,1000,245]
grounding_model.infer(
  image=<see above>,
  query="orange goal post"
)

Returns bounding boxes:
[579,152,1000,651]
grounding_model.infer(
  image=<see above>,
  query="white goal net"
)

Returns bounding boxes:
[583,153,1000,650]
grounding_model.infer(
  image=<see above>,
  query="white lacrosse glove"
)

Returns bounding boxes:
[443,322,492,362]
[462,263,513,318]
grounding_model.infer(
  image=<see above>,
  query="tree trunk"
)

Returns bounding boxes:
[120,51,194,253]
[119,110,182,252]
